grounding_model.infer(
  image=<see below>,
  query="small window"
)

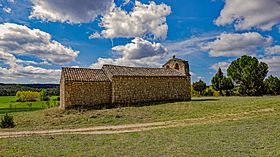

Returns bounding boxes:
[175,63,179,70]
[166,65,170,68]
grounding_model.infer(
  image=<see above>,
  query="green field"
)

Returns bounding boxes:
[0,96,59,114]
[0,96,280,156]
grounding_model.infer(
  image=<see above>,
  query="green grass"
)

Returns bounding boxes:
[0,108,280,156]
[0,96,280,156]
[0,96,58,114]
[0,96,279,132]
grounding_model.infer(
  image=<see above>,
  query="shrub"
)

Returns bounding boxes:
[46,101,50,108]
[27,103,33,110]
[0,113,15,128]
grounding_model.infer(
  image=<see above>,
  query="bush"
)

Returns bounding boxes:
[27,103,33,110]
[0,113,15,128]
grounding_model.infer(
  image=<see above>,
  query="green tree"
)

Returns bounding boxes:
[212,68,234,96]
[227,55,268,96]
[264,75,280,95]
[16,91,40,102]
[193,80,207,96]
[40,89,49,101]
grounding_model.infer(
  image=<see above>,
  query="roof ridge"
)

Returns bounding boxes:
[62,67,100,70]
[102,64,166,69]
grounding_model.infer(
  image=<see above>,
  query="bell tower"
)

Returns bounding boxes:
[162,55,190,76]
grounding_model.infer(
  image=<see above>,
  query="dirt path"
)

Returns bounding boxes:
[0,108,276,139]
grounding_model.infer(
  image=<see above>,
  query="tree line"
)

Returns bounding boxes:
[0,84,59,96]
[193,55,280,96]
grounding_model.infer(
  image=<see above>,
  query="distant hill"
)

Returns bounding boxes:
[0,83,60,96]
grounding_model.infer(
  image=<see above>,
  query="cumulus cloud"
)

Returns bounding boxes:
[163,35,217,56]
[0,23,78,83]
[0,65,60,82]
[265,45,280,55]
[3,7,12,14]
[112,37,168,59]
[215,0,280,31]
[211,61,231,72]
[0,50,60,83]
[98,1,171,40]
[89,32,102,39]
[29,0,113,24]
[90,38,168,68]
[203,32,272,57]
[0,23,79,64]
[261,56,280,77]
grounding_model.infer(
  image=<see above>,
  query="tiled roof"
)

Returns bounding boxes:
[61,67,110,82]
[102,64,186,80]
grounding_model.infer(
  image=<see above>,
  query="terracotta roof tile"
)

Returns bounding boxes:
[102,65,186,80]
[62,68,110,82]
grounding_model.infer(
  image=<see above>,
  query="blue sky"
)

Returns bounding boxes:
[0,0,280,84]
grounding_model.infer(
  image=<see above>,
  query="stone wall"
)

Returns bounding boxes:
[62,81,111,108]
[60,76,65,108]
[112,76,191,104]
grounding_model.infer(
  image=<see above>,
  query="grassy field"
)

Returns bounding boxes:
[0,96,59,114]
[0,96,279,156]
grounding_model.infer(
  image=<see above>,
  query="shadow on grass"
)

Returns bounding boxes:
[66,99,196,111]
[191,98,219,102]
[0,108,44,114]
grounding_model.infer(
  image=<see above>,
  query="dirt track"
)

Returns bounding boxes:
[0,108,275,139]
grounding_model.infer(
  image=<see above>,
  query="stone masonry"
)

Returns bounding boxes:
[60,56,191,108]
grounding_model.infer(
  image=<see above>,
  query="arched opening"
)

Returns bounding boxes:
[175,63,179,70]
[166,65,170,68]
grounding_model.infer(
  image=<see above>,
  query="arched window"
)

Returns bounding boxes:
[166,65,170,68]
[175,63,179,70]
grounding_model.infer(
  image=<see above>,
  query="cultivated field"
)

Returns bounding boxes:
[0,96,280,156]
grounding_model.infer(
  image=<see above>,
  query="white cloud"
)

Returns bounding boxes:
[112,37,168,59]
[211,61,231,72]
[0,23,78,83]
[123,0,130,5]
[265,45,280,55]
[7,0,15,3]
[203,32,272,57]
[90,38,168,68]
[0,50,60,83]
[98,1,171,40]
[261,56,280,77]
[3,7,12,14]
[163,35,217,56]
[0,65,60,83]
[89,32,101,39]
[29,0,113,24]
[0,23,79,64]
[215,0,280,31]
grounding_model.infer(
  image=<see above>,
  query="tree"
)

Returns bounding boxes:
[264,75,280,95]
[193,80,207,96]
[221,77,234,96]
[40,89,49,101]
[227,55,268,96]
[211,68,234,96]
[16,91,40,102]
